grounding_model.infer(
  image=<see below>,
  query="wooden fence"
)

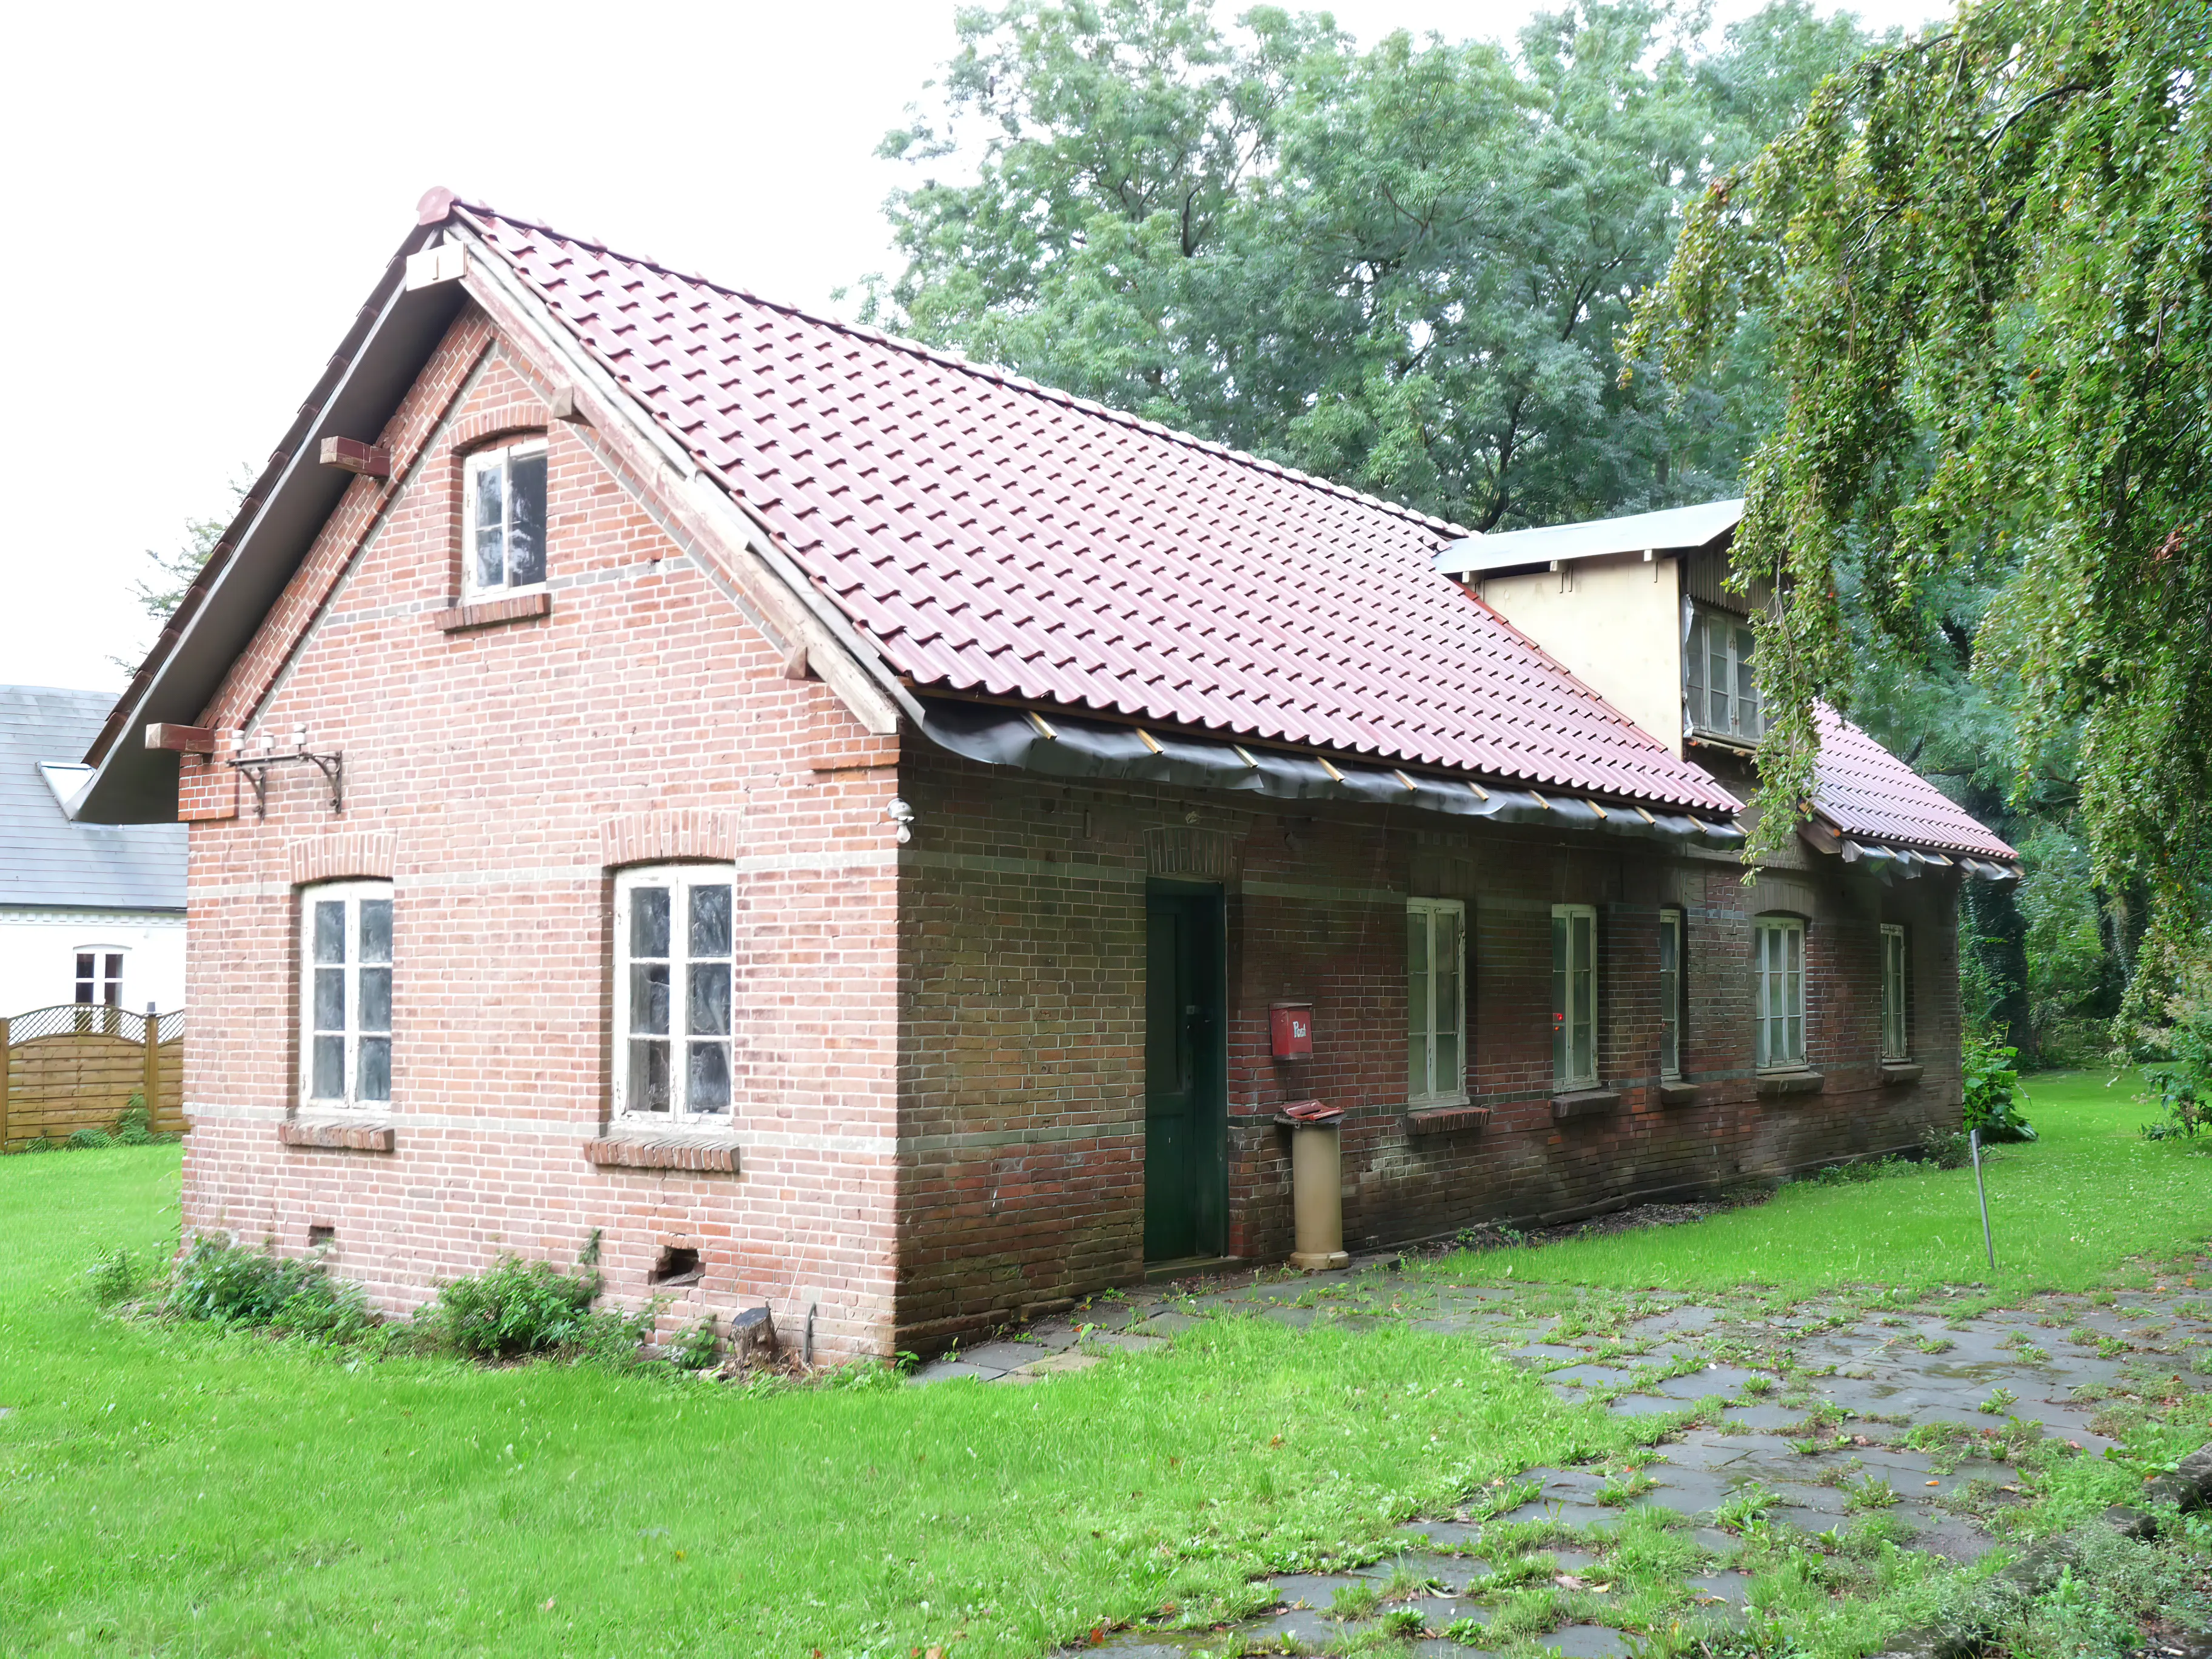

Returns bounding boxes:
[0,1005,184,1150]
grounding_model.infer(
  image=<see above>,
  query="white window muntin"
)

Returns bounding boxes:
[1754,916,1806,1071]
[1684,603,1763,744]
[1658,908,1684,1079]
[300,880,393,1108]
[1407,899,1467,1105]
[1552,903,1598,1088]
[462,439,548,597]
[614,865,737,1121]
[1880,923,1909,1061]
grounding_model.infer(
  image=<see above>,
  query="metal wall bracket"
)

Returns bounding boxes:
[228,749,344,817]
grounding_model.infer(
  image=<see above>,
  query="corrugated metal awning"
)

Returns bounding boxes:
[1437,499,1744,578]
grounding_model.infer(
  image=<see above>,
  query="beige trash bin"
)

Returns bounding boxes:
[1276,1101,1348,1270]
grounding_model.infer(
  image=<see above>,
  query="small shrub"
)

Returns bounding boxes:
[1920,1124,1972,1168]
[434,1256,602,1359]
[112,1099,154,1145]
[164,1233,377,1341]
[2139,967,2212,1141]
[669,1315,720,1371]
[1962,1034,2036,1142]
[67,1127,112,1150]
[169,1235,303,1325]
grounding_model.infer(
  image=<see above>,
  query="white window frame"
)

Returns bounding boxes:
[1880,923,1909,1061]
[1552,903,1599,1089]
[1658,908,1684,1080]
[73,947,126,1009]
[298,879,394,1110]
[1407,898,1467,1106]
[1684,603,1763,745]
[1754,916,1807,1071]
[461,437,549,599]
[613,864,738,1123]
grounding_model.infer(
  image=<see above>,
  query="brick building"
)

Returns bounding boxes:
[74,192,2017,1361]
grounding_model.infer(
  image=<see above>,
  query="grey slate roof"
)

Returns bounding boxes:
[0,686,185,910]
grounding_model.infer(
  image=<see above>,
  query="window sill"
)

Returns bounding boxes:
[280,1118,394,1153]
[434,590,552,632]
[1880,1062,1923,1086]
[1552,1087,1620,1121]
[1407,1104,1492,1136]
[1755,1068,1825,1099]
[585,1130,741,1174]
[1658,1079,1701,1107]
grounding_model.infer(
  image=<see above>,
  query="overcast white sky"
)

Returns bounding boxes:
[0,0,1940,699]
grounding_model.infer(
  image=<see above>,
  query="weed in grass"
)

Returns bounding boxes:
[1712,1484,1785,1532]
[86,1245,141,1305]
[1378,1606,1424,1636]
[1595,1470,1657,1506]
[1741,1373,1774,1395]
[1327,1581,1381,1620]
[2014,1341,2051,1364]
[1485,1551,1561,1589]
[1914,1334,1956,1353]
[1443,1615,1489,1643]
[1979,1385,2020,1415]
[1487,1586,1567,1637]
[1840,1473,1899,1512]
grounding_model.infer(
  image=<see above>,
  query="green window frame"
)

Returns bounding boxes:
[1880,923,1909,1061]
[1407,899,1466,1105]
[1754,916,1806,1071]
[1552,904,1598,1088]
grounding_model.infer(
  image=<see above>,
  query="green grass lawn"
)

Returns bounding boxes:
[0,1147,1648,1658]
[1415,1070,2212,1299]
[3,1071,2208,1657]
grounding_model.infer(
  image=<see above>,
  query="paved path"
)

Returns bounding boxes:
[910,1262,2211,1655]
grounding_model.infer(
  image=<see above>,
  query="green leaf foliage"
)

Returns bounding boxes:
[877,0,1880,531]
[1629,0,2212,1014]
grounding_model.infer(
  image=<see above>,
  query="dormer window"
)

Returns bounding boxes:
[1684,603,1763,745]
[464,439,548,597]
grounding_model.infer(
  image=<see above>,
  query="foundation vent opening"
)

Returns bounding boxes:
[307,1225,335,1250]
[651,1245,702,1287]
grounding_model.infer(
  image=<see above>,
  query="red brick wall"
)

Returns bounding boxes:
[893,746,1964,1349]
[179,306,905,1361]
[176,301,1969,1366]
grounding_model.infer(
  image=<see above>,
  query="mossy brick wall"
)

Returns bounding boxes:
[893,751,1964,1348]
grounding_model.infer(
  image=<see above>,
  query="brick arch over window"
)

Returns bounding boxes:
[600,811,742,871]
[287,832,398,886]
[448,407,551,457]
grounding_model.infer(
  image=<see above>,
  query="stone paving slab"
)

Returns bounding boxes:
[1010,1262,2212,1657]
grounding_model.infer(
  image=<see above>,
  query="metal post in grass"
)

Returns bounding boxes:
[1969,1128,1996,1272]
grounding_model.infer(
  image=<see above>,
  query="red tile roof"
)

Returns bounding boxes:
[1813,705,2017,860]
[457,205,1740,814]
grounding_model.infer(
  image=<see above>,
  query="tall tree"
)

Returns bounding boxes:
[1628,0,2212,1023]
[877,0,1877,530]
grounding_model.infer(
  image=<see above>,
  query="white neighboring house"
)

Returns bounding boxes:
[1,686,186,1017]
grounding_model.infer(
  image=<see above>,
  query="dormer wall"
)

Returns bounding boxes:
[1475,551,1687,757]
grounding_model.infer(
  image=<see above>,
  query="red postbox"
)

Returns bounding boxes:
[1270,1001,1314,1061]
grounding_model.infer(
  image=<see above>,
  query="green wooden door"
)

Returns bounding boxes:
[1144,890,1226,1261]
